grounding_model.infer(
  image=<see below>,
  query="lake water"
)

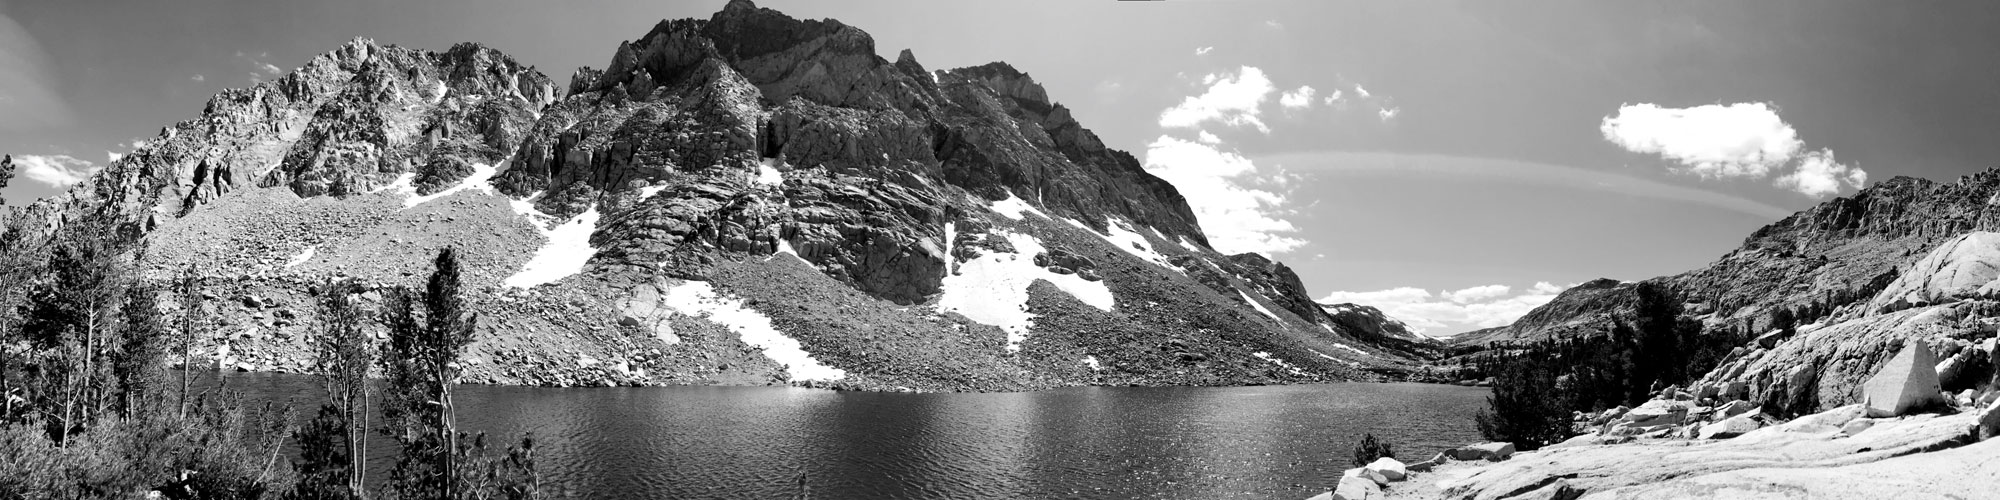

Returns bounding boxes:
[213,373,1490,499]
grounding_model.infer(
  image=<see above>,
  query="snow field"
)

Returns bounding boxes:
[937,230,1113,352]
[663,280,846,382]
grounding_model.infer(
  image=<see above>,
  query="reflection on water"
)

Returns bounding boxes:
[214,373,1488,499]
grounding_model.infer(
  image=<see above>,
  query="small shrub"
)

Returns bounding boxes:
[1351,433,1395,467]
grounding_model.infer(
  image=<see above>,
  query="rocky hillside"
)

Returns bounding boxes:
[0,1,1438,392]
[1462,168,2000,414]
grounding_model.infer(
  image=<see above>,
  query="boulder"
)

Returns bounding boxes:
[1721,381,1750,401]
[1861,343,1946,417]
[1342,467,1388,487]
[1331,473,1382,500]
[1362,457,1406,482]
[1405,459,1437,472]
[1978,404,2000,439]
[1713,400,1758,421]
[1697,412,1766,439]
[1447,442,1516,461]
[1619,399,1691,428]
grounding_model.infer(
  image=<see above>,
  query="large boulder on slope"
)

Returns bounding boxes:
[1866,232,2000,312]
[1861,343,1946,417]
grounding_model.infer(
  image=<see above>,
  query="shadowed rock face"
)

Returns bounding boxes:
[0,1,1437,390]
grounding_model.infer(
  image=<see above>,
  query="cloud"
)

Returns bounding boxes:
[1774,149,1866,198]
[1196,130,1221,144]
[239,51,285,83]
[1194,46,1213,56]
[107,152,122,163]
[1264,20,1285,30]
[1600,102,1868,197]
[1442,285,1510,304]
[1159,66,1277,133]
[1377,107,1401,122]
[191,74,206,82]
[1321,89,1345,106]
[1142,135,1304,255]
[1278,85,1316,109]
[1354,85,1372,98]
[1600,102,1801,178]
[13,154,99,188]
[1320,282,1573,335]
[0,12,77,131]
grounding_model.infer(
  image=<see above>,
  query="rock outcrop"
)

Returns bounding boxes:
[0,1,1433,392]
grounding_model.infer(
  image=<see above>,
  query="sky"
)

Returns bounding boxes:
[7,0,2000,336]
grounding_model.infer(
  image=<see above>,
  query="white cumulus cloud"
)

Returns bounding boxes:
[1159,66,1277,133]
[1774,149,1867,198]
[1320,282,1573,335]
[1601,102,1869,197]
[1600,102,1801,178]
[13,154,98,188]
[1279,85,1316,109]
[1377,107,1400,122]
[1195,46,1213,56]
[1196,130,1221,144]
[1354,84,1372,98]
[1142,135,1303,255]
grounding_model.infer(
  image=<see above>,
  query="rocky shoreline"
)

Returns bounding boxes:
[1309,343,2000,499]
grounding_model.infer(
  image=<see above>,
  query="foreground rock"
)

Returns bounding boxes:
[1425,405,1983,499]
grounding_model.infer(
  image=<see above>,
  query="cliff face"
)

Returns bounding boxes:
[2,1,1431,392]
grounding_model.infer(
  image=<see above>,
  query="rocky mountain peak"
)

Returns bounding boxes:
[1,2,1440,392]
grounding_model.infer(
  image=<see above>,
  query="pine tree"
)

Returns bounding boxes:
[173,263,208,418]
[381,247,479,498]
[303,278,373,497]
[22,217,135,445]
[111,282,166,418]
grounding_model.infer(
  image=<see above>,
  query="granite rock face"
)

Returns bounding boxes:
[0,1,1430,391]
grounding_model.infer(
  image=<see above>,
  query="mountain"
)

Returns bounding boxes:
[0,1,1442,392]
[1465,169,2000,414]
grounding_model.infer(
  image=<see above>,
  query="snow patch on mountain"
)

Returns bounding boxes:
[766,238,806,264]
[756,158,784,186]
[1253,352,1306,376]
[502,206,600,288]
[1177,235,1205,253]
[370,173,416,194]
[988,191,1047,220]
[662,280,846,382]
[1083,355,1102,371]
[402,162,498,209]
[937,230,1114,351]
[637,185,666,200]
[1097,217,1177,270]
[1241,289,1283,323]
